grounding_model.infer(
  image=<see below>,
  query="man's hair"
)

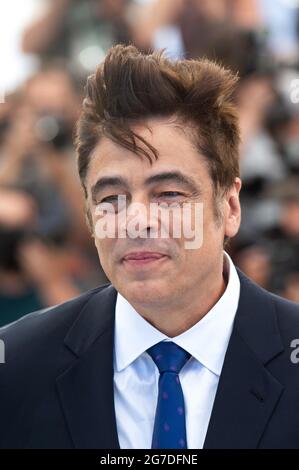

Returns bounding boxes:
[75,44,240,204]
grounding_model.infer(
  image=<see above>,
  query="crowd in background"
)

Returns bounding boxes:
[1,0,299,326]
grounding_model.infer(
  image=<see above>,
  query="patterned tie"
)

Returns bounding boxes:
[147,341,191,449]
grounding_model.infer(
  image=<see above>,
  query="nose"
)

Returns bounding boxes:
[121,199,160,239]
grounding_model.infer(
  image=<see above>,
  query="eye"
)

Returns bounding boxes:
[157,191,185,198]
[99,194,129,204]
[96,195,127,213]
[100,195,119,204]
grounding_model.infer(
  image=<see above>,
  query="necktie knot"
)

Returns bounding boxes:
[147,341,191,374]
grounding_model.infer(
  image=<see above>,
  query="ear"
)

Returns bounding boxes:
[224,177,242,238]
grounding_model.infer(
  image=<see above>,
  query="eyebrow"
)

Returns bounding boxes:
[91,171,200,202]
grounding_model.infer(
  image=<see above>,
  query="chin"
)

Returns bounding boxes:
[118,277,170,306]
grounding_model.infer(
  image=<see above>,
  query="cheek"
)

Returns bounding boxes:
[202,201,223,238]
[95,238,113,267]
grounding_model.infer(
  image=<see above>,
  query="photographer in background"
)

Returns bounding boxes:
[0,66,108,326]
[0,188,80,327]
[22,0,131,76]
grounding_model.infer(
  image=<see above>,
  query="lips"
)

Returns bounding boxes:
[122,251,166,261]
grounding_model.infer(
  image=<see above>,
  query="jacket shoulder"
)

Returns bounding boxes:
[238,267,299,328]
[268,290,299,335]
[0,283,111,358]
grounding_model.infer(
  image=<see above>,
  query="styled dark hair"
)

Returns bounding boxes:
[75,44,240,200]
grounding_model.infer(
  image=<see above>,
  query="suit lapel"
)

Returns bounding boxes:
[203,269,285,449]
[56,284,120,449]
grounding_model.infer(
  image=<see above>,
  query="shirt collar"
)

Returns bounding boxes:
[114,251,240,376]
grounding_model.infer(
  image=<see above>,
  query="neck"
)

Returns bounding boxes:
[131,258,228,337]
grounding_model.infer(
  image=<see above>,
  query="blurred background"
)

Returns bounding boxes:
[1,0,299,327]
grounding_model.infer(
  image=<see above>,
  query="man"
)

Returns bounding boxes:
[1,44,299,449]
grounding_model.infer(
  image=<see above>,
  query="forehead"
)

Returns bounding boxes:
[86,118,210,188]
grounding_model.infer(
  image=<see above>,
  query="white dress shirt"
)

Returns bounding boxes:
[113,251,240,449]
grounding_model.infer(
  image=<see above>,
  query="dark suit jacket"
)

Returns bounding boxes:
[1,268,299,449]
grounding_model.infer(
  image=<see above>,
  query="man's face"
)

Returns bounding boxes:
[85,118,241,309]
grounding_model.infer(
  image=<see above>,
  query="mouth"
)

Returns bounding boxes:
[121,251,169,268]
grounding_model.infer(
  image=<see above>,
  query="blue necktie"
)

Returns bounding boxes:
[147,341,191,449]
